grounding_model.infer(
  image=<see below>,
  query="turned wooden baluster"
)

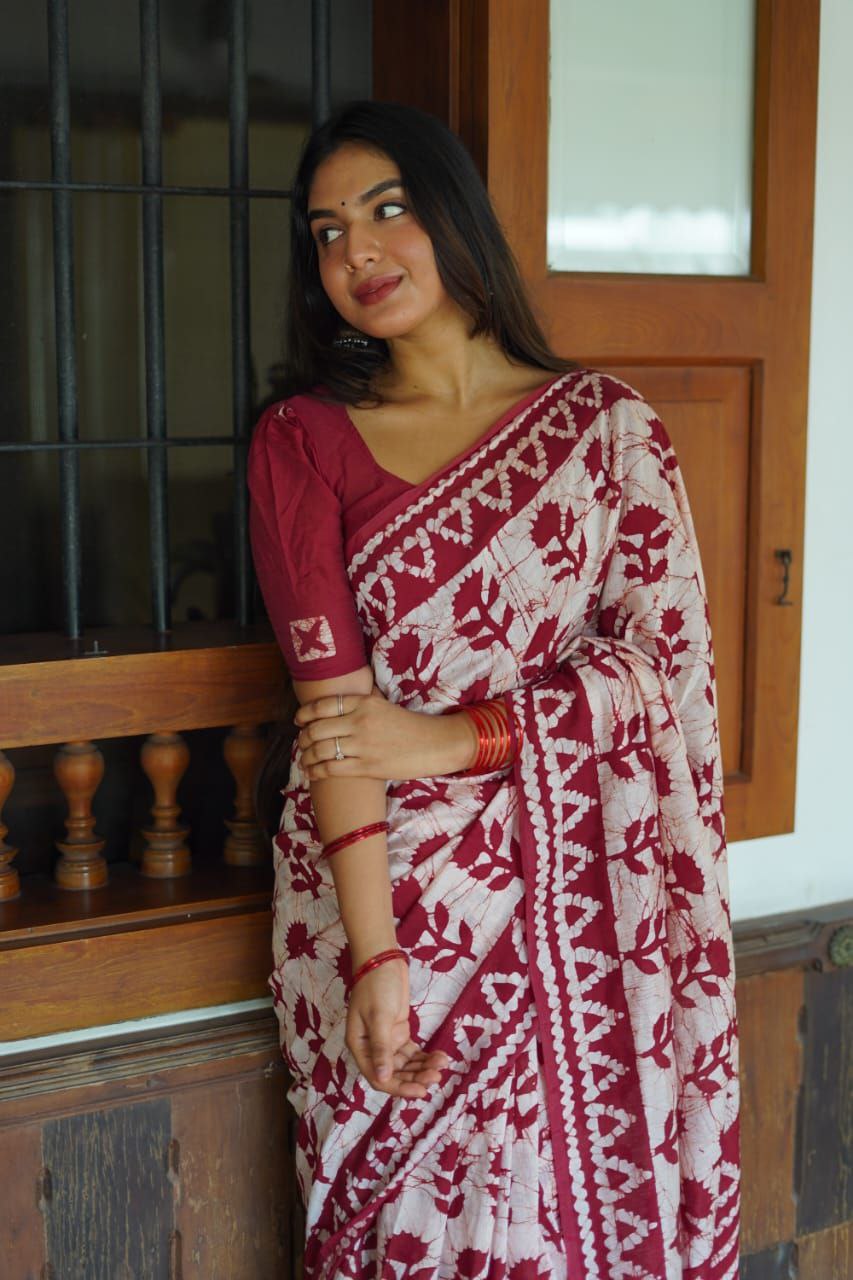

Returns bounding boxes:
[54,741,108,890]
[223,724,267,866]
[140,732,191,878]
[0,750,20,901]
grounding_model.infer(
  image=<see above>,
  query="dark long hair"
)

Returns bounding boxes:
[255,100,576,833]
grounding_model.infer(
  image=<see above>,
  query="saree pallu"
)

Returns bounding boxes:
[270,371,740,1280]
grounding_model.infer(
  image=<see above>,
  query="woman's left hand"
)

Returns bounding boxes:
[294,687,455,782]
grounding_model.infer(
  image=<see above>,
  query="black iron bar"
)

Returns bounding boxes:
[0,437,241,453]
[47,0,82,639]
[0,178,291,198]
[311,0,331,128]
[139,0,170,633]
[228,0,252,627]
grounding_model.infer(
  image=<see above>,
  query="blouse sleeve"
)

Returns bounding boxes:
[247,400,369,680]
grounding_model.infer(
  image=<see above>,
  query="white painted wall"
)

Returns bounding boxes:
[728,0,853,921]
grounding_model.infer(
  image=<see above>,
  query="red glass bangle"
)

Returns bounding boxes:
[505,699,524,762]
[448,699,510,775]
[322,819,389,860]
[476,700,510,770]
[475,702,506,771]
[442,698,518,776]
[465,703,497,770]
[485,700,511,767]
[346,947,408,996]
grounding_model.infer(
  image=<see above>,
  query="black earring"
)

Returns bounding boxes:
[333,332,370,350]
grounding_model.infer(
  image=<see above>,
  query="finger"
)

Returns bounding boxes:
[369,1024,398,1083]
[347,1015,401,1088]
[392,1042,451,1069]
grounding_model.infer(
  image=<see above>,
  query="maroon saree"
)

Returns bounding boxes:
[270,370,740,1279]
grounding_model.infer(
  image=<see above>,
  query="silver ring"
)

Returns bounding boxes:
[334,736,345,760]
[337,693,344,716]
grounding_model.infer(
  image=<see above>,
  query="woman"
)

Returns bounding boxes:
[248,100,739,1280]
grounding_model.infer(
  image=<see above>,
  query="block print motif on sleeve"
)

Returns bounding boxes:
[289,615,337,663]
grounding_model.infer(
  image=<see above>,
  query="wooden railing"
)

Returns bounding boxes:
[0,621,290,1042]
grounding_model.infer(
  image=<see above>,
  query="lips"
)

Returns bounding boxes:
[353,274,403,305]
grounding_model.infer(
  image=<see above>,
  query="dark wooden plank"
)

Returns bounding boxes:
[796,1222,852,1280]
[796,966,853,1235]
[737,970,804,1253]
[42,1099,171,1280]
[372,1,455,124]
[0,1122,46,1278]
[739,1243,795,1280]
[172,1069,291,1277]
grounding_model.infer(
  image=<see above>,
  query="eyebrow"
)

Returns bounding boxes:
[308,178,403,223]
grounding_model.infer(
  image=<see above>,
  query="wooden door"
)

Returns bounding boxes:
[375,0,820,841]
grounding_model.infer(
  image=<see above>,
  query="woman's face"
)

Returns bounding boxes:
[307,142,454,340]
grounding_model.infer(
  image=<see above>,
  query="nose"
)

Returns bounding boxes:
[343,220,381,274]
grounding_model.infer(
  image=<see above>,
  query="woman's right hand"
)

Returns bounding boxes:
[345,957,450,1098]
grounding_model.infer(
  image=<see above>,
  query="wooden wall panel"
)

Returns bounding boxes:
[42,1100,172,1279]
[737,969,804,1254]
[0,1013,294,1276]
[740,1243,796,1280]
[797,1222,852,1280]
[796,967,853,1236]
[0,1122,45,1279]
[172,1073,291,1278]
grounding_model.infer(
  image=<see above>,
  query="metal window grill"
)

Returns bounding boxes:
[0,0,333,639]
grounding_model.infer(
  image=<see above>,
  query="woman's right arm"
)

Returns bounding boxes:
[291,665,449,1097]
[291,665,399,972]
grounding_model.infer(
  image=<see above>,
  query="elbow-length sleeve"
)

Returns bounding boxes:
[247,400,369,680]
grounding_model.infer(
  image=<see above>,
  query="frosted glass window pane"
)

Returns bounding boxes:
[548,0,755,275]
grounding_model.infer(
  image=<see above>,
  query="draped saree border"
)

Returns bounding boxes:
[508,670,670,1280]
[342,369,585,574]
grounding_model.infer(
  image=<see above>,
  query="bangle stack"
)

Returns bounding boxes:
[321,819,389,860]
[443,697,525,776]
[346,947,408,997]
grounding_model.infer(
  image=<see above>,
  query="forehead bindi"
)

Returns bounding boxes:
[309,146,401,212]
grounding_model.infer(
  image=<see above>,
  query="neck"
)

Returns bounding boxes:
[381,305,517,408]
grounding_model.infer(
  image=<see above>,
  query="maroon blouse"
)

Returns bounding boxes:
[248,378,562,681]
[247,392,413,680]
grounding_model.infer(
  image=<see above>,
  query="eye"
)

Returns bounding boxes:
[316,225,343,247]
[375,200,406,220]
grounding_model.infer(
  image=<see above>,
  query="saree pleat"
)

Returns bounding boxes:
[270,371,740,1279]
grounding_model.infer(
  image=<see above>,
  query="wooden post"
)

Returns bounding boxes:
[0,749,20,901]
[222,724,267,866]
[54,741,108,889]
[139,732,191,878]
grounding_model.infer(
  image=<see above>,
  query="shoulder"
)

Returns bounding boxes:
[565,369,674,457]
[249,390,345,473]
[556,367,647,416]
